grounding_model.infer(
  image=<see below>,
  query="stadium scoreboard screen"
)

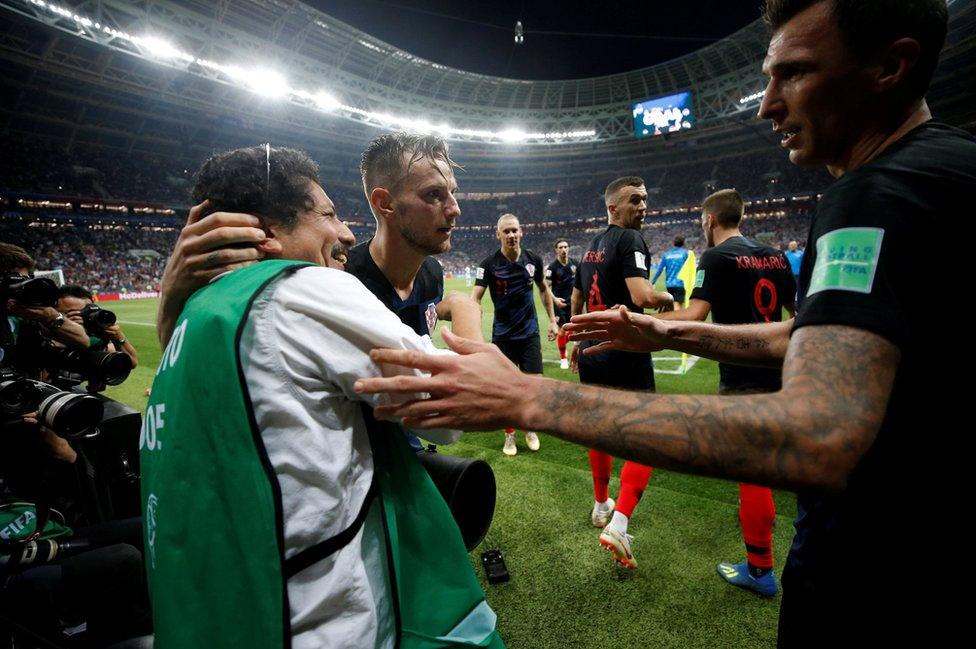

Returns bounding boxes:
[632,92,695,139]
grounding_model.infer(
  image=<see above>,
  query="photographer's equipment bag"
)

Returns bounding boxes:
[141,260,503,649]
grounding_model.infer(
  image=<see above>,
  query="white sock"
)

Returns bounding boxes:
[594,499,611,511]
[609,511,629,534]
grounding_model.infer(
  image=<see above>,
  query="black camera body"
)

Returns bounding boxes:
[79,303,117,334]
[0,274,58,308]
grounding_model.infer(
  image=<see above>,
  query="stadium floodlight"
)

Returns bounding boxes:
[18,0,599,145]
[739,90,766,105]
[245,68,290,98]
[499,128,528,143]
[313,92,341,111]
[138,36,182,60]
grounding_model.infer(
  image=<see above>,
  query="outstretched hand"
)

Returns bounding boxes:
[354,328,535,431]
[563,306,671,355]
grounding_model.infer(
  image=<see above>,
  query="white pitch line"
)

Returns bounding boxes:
[119,320,157,327]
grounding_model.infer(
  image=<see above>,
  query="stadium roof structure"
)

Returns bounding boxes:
[1,0,974,193]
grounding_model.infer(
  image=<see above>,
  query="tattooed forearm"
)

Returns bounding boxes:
[665,320,788,367]
[521,325,899,492]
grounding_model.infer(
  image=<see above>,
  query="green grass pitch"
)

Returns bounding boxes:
[103,277,794,648]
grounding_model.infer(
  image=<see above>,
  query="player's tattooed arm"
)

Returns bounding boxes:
[566,307,791,367]
[357,325,898,492]
[523,324,899,491]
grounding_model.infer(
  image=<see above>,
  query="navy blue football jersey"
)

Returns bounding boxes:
[345,239,443,338]
[476,249,545,341]
[546,258,578,301]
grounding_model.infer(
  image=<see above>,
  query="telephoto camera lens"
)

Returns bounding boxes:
[0,378,42,416]
[30,380,103,439]
[41,347,133,386]
[0,378,102,438]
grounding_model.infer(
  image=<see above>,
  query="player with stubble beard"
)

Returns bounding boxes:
[572,176,673,570]
[346,133,482,449]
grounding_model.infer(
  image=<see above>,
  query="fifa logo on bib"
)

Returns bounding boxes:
[146,493,158,569]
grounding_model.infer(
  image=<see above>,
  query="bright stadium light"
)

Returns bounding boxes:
[313,92,341,111]
[499,128,528,143]
[138,36,182,60]
[18,0,599,145]
[739,90,766,105]
[246,68,290,98]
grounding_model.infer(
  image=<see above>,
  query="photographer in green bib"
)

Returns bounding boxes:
[143,145,504,649]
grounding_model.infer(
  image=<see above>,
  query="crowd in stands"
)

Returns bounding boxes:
[2,134,830,215]
[2,133,818,290]
[0,201,813,292]
[0,221,171,294]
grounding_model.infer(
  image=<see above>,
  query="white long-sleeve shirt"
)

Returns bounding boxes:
[239,266,458,649]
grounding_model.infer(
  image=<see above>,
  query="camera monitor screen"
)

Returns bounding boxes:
[632,92,695,139]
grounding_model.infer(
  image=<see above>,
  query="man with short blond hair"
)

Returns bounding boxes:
[473,212,558,455]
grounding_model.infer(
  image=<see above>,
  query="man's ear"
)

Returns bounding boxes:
[876,37,921,94]
[257,239,283,256]
[256,220,284,256]
[369,187,395,223]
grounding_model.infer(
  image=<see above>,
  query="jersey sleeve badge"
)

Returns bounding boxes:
[807,227,884,296]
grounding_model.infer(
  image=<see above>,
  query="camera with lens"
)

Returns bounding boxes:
[0,273,59,308]
[0,369,103,439]
[39,344,132,388]
[79,303,117,334]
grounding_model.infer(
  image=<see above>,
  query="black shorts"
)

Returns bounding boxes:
[666,286,686,304]
[577,341,654,391]
[554,305,571,326]
[495,335,544,374]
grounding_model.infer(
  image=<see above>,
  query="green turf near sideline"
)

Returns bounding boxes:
[102,281,794,648]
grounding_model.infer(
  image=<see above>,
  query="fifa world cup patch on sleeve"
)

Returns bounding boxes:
[807,227,884,295]
[476,267,485,280]
[694,269,705,288]
[634,252,647,270]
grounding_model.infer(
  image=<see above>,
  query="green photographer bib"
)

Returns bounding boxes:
[141,260,503,649]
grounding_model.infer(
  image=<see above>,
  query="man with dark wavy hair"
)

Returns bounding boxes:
[355,0,972,644]
[143,146,503,649]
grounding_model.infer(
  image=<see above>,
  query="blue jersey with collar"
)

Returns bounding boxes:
[651,246,690,288]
